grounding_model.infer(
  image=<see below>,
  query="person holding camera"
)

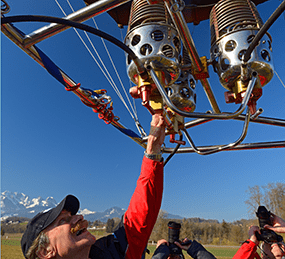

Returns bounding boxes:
[232,225,262,259]
[151,221,216,259]
[151,238,217,259]
[262,213,285,259]
[233,209,285,259]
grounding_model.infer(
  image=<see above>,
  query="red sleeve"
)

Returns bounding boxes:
[124,156,164,259]
[233,240,260,259]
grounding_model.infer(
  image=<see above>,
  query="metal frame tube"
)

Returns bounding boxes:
[181,108,251,155]
[162,141,285,154]
[243,0,285,63]
[1,22,76,85]
[149,66,257,119]
[2,1,284,155]
[1,22,146,148]
[23,0,131,48]
[3,15,147,79]
[183,115,285,131]
[163,0,221,113]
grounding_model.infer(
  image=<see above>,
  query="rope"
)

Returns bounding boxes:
[91,17,139,121]
[54,0,122,95]
[275,70,285,88]
[55,0,144,130]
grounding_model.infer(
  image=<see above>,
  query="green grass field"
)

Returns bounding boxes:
[1,233,239,259]
[144,245,239,259]
[2,233,24,259]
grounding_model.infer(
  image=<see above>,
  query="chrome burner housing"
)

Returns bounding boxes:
[167,73,196,112]
[125,0,181,86]
[210,0,274,91]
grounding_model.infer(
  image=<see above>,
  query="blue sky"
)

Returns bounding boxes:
[2,0,285,223]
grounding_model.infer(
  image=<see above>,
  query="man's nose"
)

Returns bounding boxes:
[71,214,83,223]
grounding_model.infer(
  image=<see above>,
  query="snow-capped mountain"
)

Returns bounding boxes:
[0,191,126,222]
[1,191,183,222]
[1,191,57,220]
[81,206,126,222]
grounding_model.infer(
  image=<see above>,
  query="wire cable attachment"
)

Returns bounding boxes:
[1,0,10,14]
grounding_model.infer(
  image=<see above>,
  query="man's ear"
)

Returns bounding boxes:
[36,245,56,259]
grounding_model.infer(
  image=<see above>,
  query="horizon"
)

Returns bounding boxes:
[0,189,264,223]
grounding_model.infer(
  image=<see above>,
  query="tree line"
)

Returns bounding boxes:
[1,221,28,234]
[149,212,255,245]
[149,182,285,245]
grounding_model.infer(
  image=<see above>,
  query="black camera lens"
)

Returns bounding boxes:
[168,221,181,244]
[256,206,272,228]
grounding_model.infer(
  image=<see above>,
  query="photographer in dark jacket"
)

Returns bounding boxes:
[152,221,216,259]
[152,238,216,259]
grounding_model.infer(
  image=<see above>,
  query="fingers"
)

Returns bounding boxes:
[149,115,165,136]
[150,114,165,129]
[274,214,285,227]
[147,114,166,155]
[174,240,191,251]
[262,243,275,259]
[264,225,273,230]
[248,225,260,234]
[270,243,284,259]
[156,239,168,248]
[151,113,162,123]
[264,225,285,233]
[248,226,260,245]
[174,241,182,248]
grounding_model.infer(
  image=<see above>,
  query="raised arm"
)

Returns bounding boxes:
[124,114,165,259]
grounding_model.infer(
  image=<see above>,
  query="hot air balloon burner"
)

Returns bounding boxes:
[210,0,274,114]
[125,0,181,87]
[166,73,196,112]
[166,47,196,112]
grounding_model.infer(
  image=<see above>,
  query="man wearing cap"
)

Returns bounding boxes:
[21,114,165,259]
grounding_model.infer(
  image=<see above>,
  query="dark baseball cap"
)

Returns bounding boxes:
[21,194,80,258]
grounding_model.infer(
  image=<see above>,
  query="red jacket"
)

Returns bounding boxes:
[124,156,164,259]
[89,156,164,259]
[233,240,261,259]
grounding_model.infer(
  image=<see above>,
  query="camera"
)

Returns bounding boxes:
[256,206,272,228]
[168,221,183,256]
[255,206,283,244]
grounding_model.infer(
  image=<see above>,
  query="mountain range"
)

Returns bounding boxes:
[1,191,183,222]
